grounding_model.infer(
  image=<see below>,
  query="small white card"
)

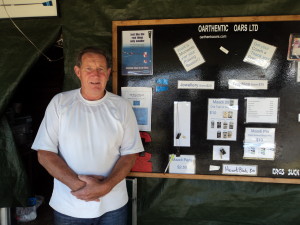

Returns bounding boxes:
[209,165,220,171]
[220,46,229,54]
[243,39,276,69]
[174,38,205,72]
[222,164,258,176]
[228,80,268,90]
[169,155,196,174]
[178,80,214,90]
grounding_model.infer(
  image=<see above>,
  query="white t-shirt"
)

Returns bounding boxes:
[32,89,144,218]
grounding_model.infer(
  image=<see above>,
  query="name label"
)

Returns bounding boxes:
[222,164,257,176]
[178,80,215,90]
[228,79,268,90]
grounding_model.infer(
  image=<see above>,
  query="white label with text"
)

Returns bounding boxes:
[222,164,257,176]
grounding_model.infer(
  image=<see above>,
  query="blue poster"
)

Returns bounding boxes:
[122,30,153,75]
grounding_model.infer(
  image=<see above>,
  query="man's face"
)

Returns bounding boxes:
[74,52,111,100]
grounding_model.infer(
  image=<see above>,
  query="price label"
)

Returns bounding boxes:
[169,155,196,174]
[256,138,264,142]
[177,165,187,170]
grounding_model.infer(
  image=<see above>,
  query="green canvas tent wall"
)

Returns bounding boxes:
[1,0,300,224]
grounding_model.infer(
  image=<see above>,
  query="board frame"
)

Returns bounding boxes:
[112,15,300,184]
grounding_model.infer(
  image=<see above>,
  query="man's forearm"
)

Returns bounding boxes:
[37,150,85,191]
[103,153,138,191]
[72,153,138,201]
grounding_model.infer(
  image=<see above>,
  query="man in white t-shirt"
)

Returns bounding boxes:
[32,47,144,225]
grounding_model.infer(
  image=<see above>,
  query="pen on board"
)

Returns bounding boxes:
[164,154,175,174]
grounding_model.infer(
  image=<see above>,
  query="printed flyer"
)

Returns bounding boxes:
[245,97,279,124]
[207,98,238,141]
[121,87,152,131]
[243,127,276,160]
[122,30,153,75]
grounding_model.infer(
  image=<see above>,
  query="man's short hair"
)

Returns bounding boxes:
[76,46,111,68]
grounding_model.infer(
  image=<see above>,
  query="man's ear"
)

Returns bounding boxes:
[74,65,80,78]
[107,68,112,78]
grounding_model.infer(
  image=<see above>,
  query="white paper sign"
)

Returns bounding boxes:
[169,155,196,174]
[245,97,279,123]
[228,80,268,90]
[207,98,238,141]
[174,38,205,72]
[178,80,214,90]
[121,87,152,131]
[243,127,276,160]
[243,39,276,69]
[222,164,258,176]
[174,102,191,147]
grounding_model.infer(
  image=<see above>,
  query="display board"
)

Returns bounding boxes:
[112,15,300,184]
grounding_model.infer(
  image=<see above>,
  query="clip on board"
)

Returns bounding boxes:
[113,15,300,184]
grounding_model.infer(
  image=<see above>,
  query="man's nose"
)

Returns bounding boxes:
[90,69,101,75]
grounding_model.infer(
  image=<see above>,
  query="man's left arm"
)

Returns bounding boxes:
[71,153,137,201]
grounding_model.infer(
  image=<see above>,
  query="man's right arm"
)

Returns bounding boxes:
[37,150,86,191]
